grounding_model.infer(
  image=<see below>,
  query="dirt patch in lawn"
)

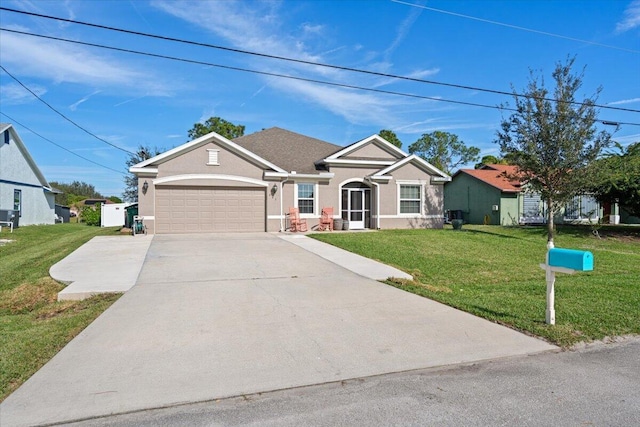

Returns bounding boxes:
[0,278,63,314]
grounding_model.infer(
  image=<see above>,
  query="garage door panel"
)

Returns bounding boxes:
[155,186,265,234]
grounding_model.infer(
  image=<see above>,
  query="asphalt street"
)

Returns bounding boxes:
[68,337,640,427]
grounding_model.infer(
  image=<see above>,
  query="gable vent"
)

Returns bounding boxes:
[207,149,219,165]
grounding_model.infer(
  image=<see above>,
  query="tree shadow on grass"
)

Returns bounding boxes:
[469,304,549,327]
[469,305,515,319]
[461,229,524,240]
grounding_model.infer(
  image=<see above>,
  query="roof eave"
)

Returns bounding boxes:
[129,167,158,177]
[375,155,450,179]
[3,124,52,188]
[325,134,408,160]
[131,131,287,173]
[323,159,396,166]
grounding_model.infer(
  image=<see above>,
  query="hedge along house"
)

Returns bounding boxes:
[445,164,614,226]
[0,123,60,226]
[129,127,450,234]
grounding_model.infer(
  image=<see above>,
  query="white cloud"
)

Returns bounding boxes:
[240,84,267,107]
[616,0,640,32]
[153,0,439,127]
[274,78,400,125]
[370,67,440,89]
[0,28,171,96]
[70,146,116,152]
[384,6,422,60]
[406,68,440,79]
[41,165,121,180]
[613,133,640,145]
[114,95,149,107]
[0,82,47,104]
[301,23,324,36]
[69,90,102,111]
[608,97,640,105]
[395,119,495,135]
[153,1,323,65]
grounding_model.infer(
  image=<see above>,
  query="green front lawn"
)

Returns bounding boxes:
[0,224,122,401]
[311,225,640,347]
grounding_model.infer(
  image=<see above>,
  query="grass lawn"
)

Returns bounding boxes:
[311,225,640,348]
[0,224,123,401]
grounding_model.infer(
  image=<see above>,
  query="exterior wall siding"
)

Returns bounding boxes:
[281,163,445,231]
[499,193,520,225]
[135,139,448,233]
[444,174,502,224]
[0,129,55,225]
[139,142,273,234]
[342,142,402,160]
[158,141,265,180]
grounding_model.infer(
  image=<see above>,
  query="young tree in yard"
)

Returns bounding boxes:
[188,116,245,140]
[495,57,611,246]
[408,131,480,175]
[123,146,163,202]
[379,129,402,148]
[589,142,640,217]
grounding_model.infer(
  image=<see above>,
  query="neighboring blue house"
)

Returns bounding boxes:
[0,123,60,226]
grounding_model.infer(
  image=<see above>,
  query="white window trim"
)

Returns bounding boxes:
[397,180,424,216]
[294,182,318,217]
[206,149,219,166]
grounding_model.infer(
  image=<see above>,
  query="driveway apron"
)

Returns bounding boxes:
[1,233,556,426]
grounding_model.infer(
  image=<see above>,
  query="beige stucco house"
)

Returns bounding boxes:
[129,127,450,234]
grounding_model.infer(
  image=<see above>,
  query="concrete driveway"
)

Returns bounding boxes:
[1,233,556,426]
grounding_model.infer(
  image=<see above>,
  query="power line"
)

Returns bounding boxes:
[0,28,515,112]
[0,111,127,175]
[392,0,640,54]
[4,27,638,128]
[0,64,137,155]
[1,6,638,114]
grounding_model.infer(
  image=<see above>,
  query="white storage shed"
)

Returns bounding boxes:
[101,203,129,227]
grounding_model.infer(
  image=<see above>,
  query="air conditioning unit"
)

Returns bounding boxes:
[492,205,499,211]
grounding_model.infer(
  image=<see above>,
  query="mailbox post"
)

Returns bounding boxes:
[539,243,593,325]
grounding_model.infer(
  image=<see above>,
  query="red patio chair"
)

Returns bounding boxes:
[318,207,334,231]
[288,207,308,232]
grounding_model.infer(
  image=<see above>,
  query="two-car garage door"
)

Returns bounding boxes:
[155,186,265,233]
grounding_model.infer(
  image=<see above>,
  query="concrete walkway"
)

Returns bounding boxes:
[1,233,557,427]
[52,235,153,301]
[278,234,413,281]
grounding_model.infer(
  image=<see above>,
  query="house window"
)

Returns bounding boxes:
[297,183,315,214]
[565,195,599,220]
[14,189,21,216]
[207,149,219,165]
[399,184,421,214]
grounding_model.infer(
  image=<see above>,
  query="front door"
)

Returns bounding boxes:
[342,184,371,230]
[349,189,365,229]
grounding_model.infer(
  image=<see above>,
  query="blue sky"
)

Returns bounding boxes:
[1,0,639,198]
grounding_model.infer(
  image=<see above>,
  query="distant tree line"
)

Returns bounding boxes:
[49,181,122,207]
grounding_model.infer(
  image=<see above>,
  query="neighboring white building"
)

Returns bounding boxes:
[101,203,130,227]
[0,123,60,226]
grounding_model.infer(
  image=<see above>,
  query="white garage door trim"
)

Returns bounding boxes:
[154,174,268,187]
[155,186,266,234]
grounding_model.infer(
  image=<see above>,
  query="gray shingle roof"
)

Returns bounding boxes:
[233,127,341,174]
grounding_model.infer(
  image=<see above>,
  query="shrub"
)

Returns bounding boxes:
[80,204,101,226]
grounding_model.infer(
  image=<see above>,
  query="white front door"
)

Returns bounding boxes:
[348,189,365,229]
